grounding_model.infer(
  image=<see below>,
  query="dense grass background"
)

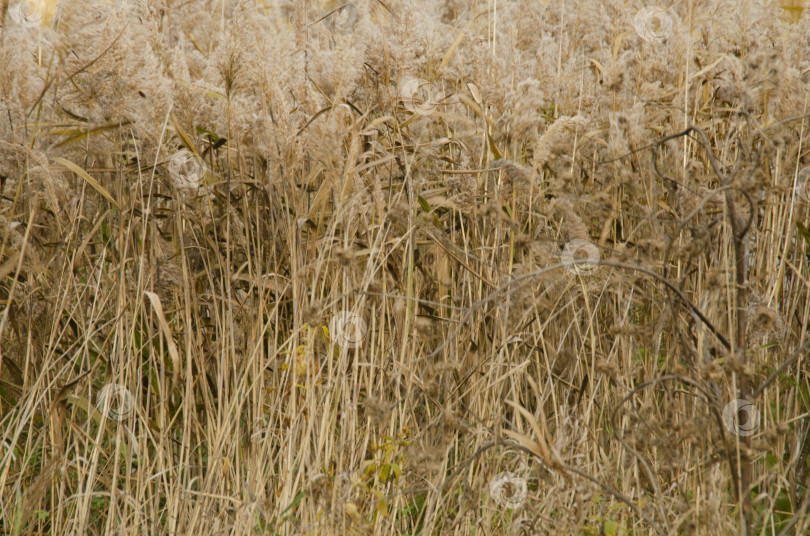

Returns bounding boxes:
[1,0,810,534]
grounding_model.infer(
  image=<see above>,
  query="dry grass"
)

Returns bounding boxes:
[1,0,810,534]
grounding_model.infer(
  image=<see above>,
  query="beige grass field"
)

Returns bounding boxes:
[1,0,810,534]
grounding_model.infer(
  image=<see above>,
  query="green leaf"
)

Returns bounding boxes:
[487,132,503,159]
[585,519,619,536]
[375,498,389,519]
[279,491,305,517]
[797,221,810,246]
[502,201,513,219]
[417,196,442,228]
[417,195,431,213]
[363,461,377,477]
[603,520,618,536]
[195,127,219,141]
